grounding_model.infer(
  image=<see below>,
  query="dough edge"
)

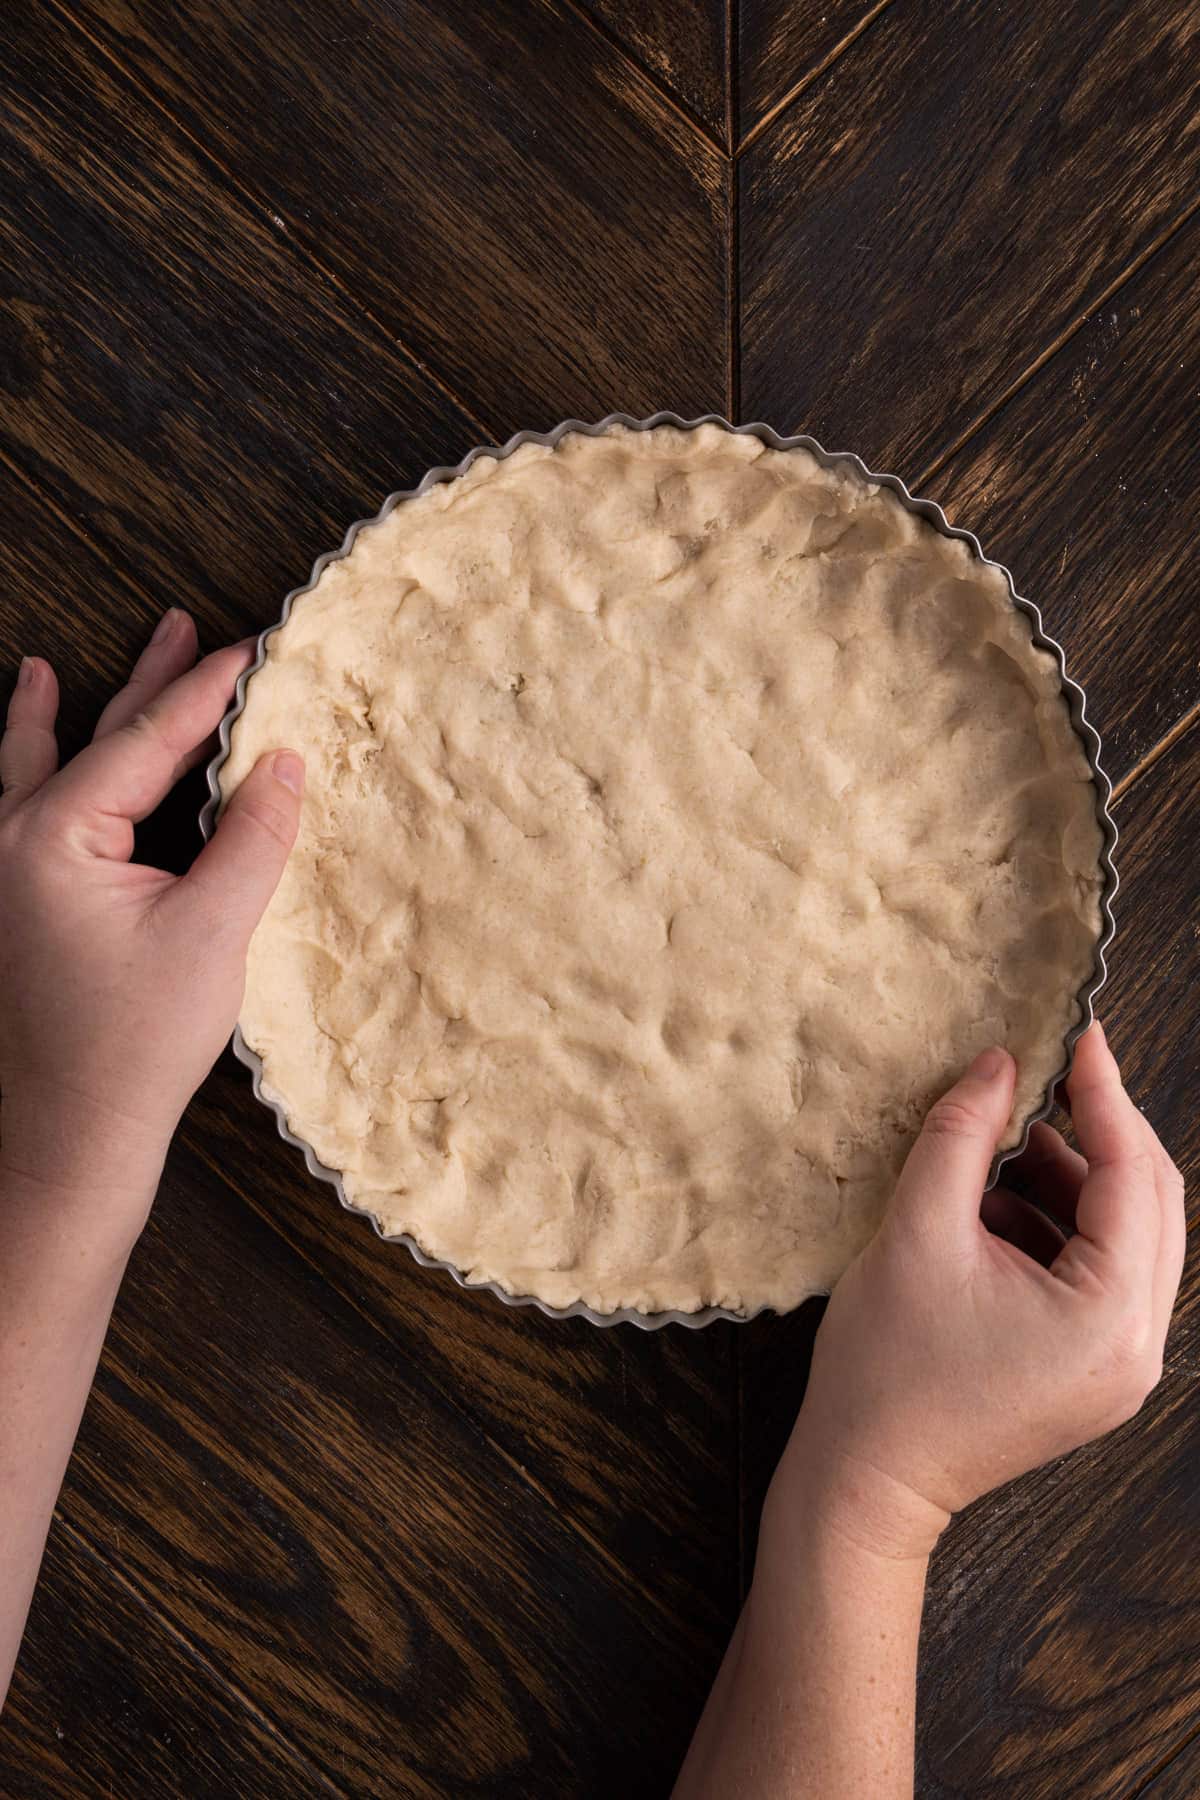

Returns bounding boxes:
[220,422,1106,1317]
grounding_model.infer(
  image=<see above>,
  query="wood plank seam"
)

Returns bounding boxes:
[735,1329,747,1599]
[727,0,744,1609]
[725,0,740,419]
[13,587,1193,1796]
[46,1506,351,1799]
[175,1118,698,1640]
[141,633,1193,1697]
[6,8,1194,1792]
[44,0,502,452]
[559,0,733,157]
[736,0,897,154]
[725,0,736,152]
[915,192,1200,496]
[1111,700,1200,807]
[724,166,739,421]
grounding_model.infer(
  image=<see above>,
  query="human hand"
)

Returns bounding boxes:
[769,1024,1186,1560]
[0,611,303,1246]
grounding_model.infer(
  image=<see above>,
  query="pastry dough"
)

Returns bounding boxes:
[220,424,1104,1315]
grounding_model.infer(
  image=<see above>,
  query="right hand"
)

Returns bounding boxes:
[770,1023,1186,1559]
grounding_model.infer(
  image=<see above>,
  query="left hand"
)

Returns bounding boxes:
[768,1028,1185,1561]
[0,610,303,1244]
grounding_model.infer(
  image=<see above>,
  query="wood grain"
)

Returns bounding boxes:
[4,0,1200,1789]
[2,3,478,650]
[1139,1728,1200,1796]
[577,0,728,140]
[928,216,1200,787]
[0,1519,337,1799]
[60,0,727,431]
[740,712,1200,1768]
[739,0,1200,476]
[1,17,739,1789]
[0,459,210,883]
[917,1221,1200,1800]
[738,0,893,140]
[27,1135,730,1797]
[912,722,1200,1800]
[1095,744,1200,1216]
[0,461,161,755]
[180,1055,738,1643]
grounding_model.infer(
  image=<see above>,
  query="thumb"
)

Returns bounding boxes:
[891,1047,1016,1236]
[177,750,304,947]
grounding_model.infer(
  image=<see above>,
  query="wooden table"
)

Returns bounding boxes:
[1,3,1196,1794]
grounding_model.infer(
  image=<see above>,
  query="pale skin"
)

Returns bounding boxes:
[0,619,1187,1797]
[0,610,304,1703]
[675,1037,1186,1796]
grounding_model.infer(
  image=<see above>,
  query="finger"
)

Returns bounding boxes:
[1063,1023,1160,1277]
[1149,1134,1187,1343]
[1002,1121,1088,1230]
[92,610,198,740]
[982,1186,1068,1267]
[41,640,256,829]
[168,635,263,781]
[161,749,304,949]
[1067,1022,1150,1172]
[0,657,61,822]
[891,1046,1017,1240]
[153,633,262,783]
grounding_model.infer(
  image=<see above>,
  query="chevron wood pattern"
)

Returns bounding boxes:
[1,2,1197,1794]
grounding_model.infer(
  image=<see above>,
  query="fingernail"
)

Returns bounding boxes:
[272,750,304,795]
[17,655,35,688]
[151,608,182,646]
[970,1046,1010,1081]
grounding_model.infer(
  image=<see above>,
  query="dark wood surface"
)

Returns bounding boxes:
[1,2,1196,1794]
[737,0,893,141]
[580,0,729,142]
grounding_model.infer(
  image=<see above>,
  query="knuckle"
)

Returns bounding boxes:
[9,790,63,850]
[238,793,294,850]
[126,706,173,760]
[1098,1313,1164,1417]
[923,1097,984,1142]
[126,707,158,739]
[1126,1145,1158,1181]
[1103,1396,1139,1433]
[0,779,35,816]
[1105,1309,1154,1371]
[1108,1370,1156,1428]
[0,819,61,914]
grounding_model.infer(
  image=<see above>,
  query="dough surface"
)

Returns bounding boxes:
[220,424,1105,1316]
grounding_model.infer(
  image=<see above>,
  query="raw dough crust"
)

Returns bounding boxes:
[220,424,1104,1316]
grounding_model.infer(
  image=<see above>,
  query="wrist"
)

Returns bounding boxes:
[743,1442,934,1717]
[0,1078,168,1252]
[766,1417,951,1566]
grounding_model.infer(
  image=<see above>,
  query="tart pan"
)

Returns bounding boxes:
[200,412,1119,1330]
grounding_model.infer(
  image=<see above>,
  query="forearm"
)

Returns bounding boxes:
[0,1103,161,1706]
[674,1454,935,1799]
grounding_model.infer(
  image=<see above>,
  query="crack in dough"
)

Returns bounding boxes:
[222,423,1105,1316]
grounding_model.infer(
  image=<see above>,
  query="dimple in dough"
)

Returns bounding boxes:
[220,424,1105,1317]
